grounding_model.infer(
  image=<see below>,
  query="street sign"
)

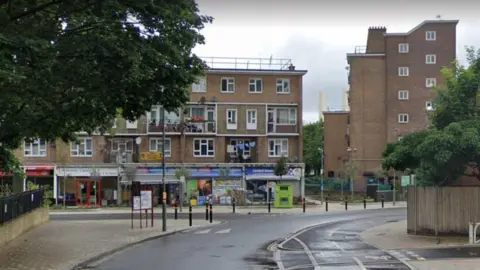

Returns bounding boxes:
[140,152,162,161]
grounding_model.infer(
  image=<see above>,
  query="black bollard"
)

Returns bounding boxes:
[325,196,329,212]
[205,203,209,221]
[268,201,271,213]
[363,196,367,209]
[174,204,178,220]
[302,197,306,213]
[209,203,213,223]
[345,196,348,211]
[381,195,384,208]
[232,198,236,213]
[189,205,192,227]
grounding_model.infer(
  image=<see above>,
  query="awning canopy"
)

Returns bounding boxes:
[246,175,300,181]
[121,174,181,185]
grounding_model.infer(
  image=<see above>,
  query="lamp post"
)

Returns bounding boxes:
[318,148,324,205]
[346,147,357,200]
[162,105,167,232]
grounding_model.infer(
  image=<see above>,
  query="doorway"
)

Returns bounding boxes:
[267,108,276,133]
[75,179,102,207]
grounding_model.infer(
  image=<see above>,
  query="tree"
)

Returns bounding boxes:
[303,121,324,176]
[274,156,288,180]
[382,47,480,186]
[0,0,212,171]
[342,159,357,198]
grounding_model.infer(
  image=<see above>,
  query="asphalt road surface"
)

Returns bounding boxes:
[86,208,413,270]
[51,212,277,221]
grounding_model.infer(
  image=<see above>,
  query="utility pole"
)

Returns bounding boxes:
[393,169,396,206]
[318,148,324,205]
[162,105,167,232]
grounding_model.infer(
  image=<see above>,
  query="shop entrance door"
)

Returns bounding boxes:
[75,179,102,207]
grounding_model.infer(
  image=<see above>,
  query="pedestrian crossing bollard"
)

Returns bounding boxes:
[189,205,192,227]
[209,203,213,223]
[363,196,367,209]
[206,203,209,220]
[302,197,306,213]
[325,196,329,212]
[232,198,236,213]
[345,196,348,211]
[381,195,384,208]
[174,204,178,220]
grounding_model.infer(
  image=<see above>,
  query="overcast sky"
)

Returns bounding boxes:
[193,0,480,123]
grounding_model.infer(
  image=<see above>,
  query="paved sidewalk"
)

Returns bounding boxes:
[49,201,407,215]
[0,218,218,270]
[360,220,480,270]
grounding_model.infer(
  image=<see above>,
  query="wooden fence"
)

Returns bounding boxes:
[407,186,480,235]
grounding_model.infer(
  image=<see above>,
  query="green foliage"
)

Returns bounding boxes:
[175,167,191,179]
[27,182,53,207]
[342,159,357,181]
[0,0,212,171]
[382,47,480,186]
[303,121,324,175]
[274,156,288,178]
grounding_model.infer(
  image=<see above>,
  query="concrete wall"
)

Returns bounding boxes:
[0,208,49,246]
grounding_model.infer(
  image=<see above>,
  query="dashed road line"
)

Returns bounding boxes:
[215,228,231,234]
[194,229,211,234]
[388,250,411,261]
[405,250,426,260]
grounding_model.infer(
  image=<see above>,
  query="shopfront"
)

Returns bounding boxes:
[245,167,302,202]
[132,167,181,206]
[24,165,56,199]
[187,168,243,206]
[56,167,118,207]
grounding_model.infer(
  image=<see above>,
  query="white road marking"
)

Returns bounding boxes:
[194,229,211,234]
[215,228,231,234]
[292,237,321,270]
[389,250,411,261]
[353,256,367,270]
[406,250,426,261]
[274,250,286,270]
[329,228,345,251]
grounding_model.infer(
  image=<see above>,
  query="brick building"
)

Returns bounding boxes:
[323,20,458,192]
[11,57,307,206]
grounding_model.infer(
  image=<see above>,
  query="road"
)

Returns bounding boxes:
[84,209,409,270]
[50,212,276,221]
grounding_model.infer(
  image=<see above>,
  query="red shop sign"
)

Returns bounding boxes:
[26,170,52,177]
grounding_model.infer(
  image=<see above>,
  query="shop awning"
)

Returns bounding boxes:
[121,174,181,184]
[246,175,300,181]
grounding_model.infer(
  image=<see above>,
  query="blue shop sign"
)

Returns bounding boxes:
[136,167,242,178]
[245,167,297,176]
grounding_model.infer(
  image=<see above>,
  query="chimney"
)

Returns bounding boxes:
[366,26,386,54]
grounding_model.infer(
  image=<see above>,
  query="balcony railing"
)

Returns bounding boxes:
[267,124,298,134]
[354,46,366,54]
[104,151,138,164]
[184,118,216,134]
[201,56,293,71]
[147,119,182,133]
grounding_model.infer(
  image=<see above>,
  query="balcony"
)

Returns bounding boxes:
[267,107,299,134]
[148,119,182,133]
[103,138,139,163]
[184,105,216,134]
[103,150,138,164]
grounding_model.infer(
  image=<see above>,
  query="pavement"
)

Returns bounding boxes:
[361,220,480,270]
[0,218,220,270]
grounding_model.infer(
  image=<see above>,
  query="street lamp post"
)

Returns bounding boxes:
[346,147,357,200]
[318,148,324,205]
[162,105,167,232]
[393,168,396,206]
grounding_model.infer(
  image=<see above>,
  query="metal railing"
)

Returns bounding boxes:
[354,46,367,54]
[0,189,44,225]
[201,56,293,70]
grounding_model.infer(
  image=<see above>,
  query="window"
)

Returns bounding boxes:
[426,78,436,88]
[24,139,47,157]
[230,139,251,157]
[268,139,288,157]
[149,138,171,157]
[426,101,434,111]
[220,77,235,92]
[71,138,93,157]
[398,43,409,53]
[426,31,436,41]
[226,109,237,130]
[398,90,409,100]
[249,78,263,93]
[193,138,215,157]
[398,114,409,123]
[276,79,291,93]
[192,77,207,93]
[126,120,138,129]
[398,67,409,77]
[246,109,257,130]
[276,108,297,125]
[426,54,436,64]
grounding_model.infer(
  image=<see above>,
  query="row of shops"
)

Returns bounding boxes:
[0,164,304,207]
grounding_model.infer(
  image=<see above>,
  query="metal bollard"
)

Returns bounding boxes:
[363,196,367,209]
[232,198,236,213]
[174,204,178,220]
[205,203,209,220]
[189,205,192,227]
[381,195,384,208]
[345,196,348,211]
[302,197,306,213]
[268,201,271,213]
[209,203,213,223]
[325,196,329,212]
